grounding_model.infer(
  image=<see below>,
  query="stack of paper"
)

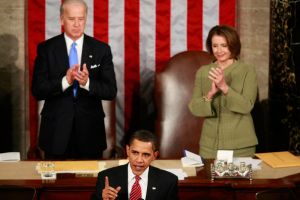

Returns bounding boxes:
[217,150,233,163]
[165,168,187,180]
[0,152,20,162]
[255,151,300,168]
[181,150,204,167]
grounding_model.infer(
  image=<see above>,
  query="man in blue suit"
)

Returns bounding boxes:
[92,130,178,200]
[32,0,117,159]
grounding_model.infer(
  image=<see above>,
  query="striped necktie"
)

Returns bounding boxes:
[130,176,142,200]
[69,42,78,97]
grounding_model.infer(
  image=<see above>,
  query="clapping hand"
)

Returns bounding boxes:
[66,63,89,86]
[66,64,80,85]
[74,63,89,86]
[208,67,228,94]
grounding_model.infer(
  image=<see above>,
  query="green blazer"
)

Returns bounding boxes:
[189,61,258,154]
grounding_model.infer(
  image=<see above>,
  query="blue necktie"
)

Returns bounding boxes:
[69,42,78,97]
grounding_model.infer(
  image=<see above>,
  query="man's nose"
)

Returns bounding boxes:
[74,19,79,26]
[136,154,143,162]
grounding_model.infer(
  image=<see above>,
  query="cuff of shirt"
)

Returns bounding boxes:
[80,78,90,91]
[62,76,71,91]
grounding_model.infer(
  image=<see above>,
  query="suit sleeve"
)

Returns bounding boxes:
[188,68,216,117]
[224,66,258,114]
[88,44,117,100]
[31,43,65,100]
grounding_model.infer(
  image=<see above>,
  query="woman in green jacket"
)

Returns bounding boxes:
[189,25,258,159]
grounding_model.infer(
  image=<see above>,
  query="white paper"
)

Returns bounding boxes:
[0,152,20,162]
[181,150,204,167]
[217,150,233,163]
[165,168,187,180]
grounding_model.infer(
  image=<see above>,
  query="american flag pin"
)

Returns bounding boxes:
[152,187,156,190]
[89,55,93,58]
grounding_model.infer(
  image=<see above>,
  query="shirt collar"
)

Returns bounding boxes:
[128,164,149,181]
[64,33,84,49]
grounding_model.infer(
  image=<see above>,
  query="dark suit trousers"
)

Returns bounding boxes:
[44,117,103,160]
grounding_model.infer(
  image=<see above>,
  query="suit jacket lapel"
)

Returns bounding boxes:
[81,34,93,69]
[117,164,129,199]
[54,34,69,72]
[145,166,157,200]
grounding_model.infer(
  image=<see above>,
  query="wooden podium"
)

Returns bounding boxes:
[0,159,299,200]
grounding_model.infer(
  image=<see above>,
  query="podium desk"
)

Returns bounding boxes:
[0,159,299,200]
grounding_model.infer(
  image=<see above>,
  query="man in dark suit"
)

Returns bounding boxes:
[31,0,117,159]
[91,130,178,200]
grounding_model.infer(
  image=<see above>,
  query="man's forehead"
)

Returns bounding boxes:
[131,139,152,145]
[130,139,154,151]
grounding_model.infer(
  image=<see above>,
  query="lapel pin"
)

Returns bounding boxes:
[89,55,93,58]
[152,187,156,190]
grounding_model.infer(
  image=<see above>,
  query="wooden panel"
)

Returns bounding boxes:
[40,190,94,200]
[0,160,300,200]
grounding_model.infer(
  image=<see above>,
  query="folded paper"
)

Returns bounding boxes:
[255,151,300,168]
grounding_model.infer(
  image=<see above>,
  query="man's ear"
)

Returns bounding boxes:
[153,151,159,159]
[60,15,64,26]
[126,145,129,156]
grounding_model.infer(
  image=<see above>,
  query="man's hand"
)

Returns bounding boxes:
[74,63,89,86]
[66,64,80,85]
[102,176,121,200]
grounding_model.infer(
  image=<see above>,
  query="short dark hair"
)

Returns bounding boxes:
[206,25,241,60]
[128,130,158,152]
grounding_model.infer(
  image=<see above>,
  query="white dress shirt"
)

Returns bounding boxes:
[128,164,149,200]
[62,33,89,92]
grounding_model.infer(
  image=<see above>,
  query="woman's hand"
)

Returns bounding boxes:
[208,67,228,94]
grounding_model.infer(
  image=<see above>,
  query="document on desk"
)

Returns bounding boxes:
[181,150,204,167]
[0,152,20,162]
[255,151,300,168]
[165,168,187,180]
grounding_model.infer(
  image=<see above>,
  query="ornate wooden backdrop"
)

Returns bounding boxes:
[269,0,300,154]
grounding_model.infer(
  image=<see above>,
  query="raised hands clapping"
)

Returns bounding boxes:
[208,67,228,95]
